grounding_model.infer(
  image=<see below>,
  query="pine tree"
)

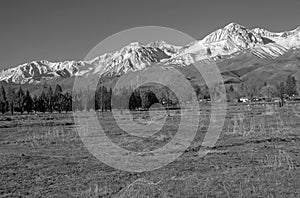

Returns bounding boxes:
[285,75,298,97]
[39,91,48,113]
[102,86,108,111]
[53,84,64,113]
[0,86,8,114]
[46,86,54,113]
[54,84,63,95]
[111,87,123,111]
[33,95,39,113]
[122,86,132,111]
[86,92,95,111]
[6,87,15,115]
[73,90,84,112]
[107,88,112,111]
[63,92,72,113]
[24,90,33,114]
[95,86,102,111]
[129,90,142,110]
[95,86,109,112]
[142,90,159,109]
[16,87,25,114]
[129,92,136,111]
[135,90,142,110]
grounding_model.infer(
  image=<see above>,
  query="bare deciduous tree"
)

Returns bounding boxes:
[244,76,264,100]
[270,82,286,107]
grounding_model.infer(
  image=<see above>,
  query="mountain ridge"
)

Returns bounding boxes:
[1,22,300,84]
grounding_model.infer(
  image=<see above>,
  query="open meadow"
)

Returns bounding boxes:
[0,103,299,197]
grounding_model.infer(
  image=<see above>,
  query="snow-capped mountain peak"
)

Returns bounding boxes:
[1,23,300,84]
[202,22,264,47]
[90,41,172,76]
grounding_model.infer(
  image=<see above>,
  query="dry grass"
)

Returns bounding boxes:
[0,105,299,197]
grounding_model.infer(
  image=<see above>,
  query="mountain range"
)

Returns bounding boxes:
[1,22,300,88]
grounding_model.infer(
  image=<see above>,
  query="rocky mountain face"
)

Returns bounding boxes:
[1,22,300,84]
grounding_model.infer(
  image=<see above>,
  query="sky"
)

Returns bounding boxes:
[1,0,300,70]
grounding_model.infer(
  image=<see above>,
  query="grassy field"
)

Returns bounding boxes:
[0,104,299,197]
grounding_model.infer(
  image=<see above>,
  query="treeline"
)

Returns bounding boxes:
[83,85,176,112]
[112,87,161,111]
[76,85,113,112]
[225,75,298,105]
[0,84,174,115]
[0,84,72,115]
[5,74,295,115]
[1,74,297,115]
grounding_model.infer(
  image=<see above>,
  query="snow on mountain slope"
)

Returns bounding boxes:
[0,60,92,84]
[147,40,182,55]
[1,22,300,84]
[0,42,173,84]
[89,42,172,76]
[203,22,264,47]
[251,43,287,59]
[253,26,300,49]
[165,22,294,65]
